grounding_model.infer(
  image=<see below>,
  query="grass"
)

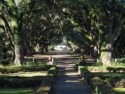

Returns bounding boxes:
[0,71,47,77]
[0,88,35,94]
[112,88,125,94]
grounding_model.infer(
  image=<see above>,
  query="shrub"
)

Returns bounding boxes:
[111,58,125,66]
[0,65,52,73]
[79,61,95,66]
[23,61,36,66]
[95,61,103,66]
[0,68,57,94]
[111,62,125,66]
[116,58,125,63]
[107,67,125,73]
[115,79,125,88]
[0,59,10,66]
[82,71,125,92]
[22,65,51,72]
[0,76,44,88]
[89,77,113,94]
[48,66,57,76]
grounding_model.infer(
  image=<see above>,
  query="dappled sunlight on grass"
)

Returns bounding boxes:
[113,88,125,94]
[0,88,34,94]
[0,71,47,77]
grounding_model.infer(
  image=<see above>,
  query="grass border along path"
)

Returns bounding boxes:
[0,88,34,94]
[0,65,57,94]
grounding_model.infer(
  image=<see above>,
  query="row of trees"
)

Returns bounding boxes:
[58,0,125,65]
[0,0,125,66]
[0,0,61,65]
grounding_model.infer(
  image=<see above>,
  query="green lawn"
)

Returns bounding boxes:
[0,71,47,77]
[113,88,125,94]
[0,88,35,94]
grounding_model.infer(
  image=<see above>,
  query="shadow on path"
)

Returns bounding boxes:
[51,51,92,94]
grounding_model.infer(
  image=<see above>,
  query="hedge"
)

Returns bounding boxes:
[0,65,57,94]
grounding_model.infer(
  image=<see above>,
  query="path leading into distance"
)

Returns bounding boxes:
[51,51,92,94]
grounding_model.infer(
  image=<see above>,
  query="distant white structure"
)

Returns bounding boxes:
[54,44,70,51]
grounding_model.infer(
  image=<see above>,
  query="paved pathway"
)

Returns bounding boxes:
[51,52,92,94]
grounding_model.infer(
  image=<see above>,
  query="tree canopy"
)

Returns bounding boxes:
[0,0,125,65]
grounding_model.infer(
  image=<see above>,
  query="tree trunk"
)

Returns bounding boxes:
[100,16,114,65]
[100,43,113,65]
[13,25,23,66]
[93,44,99,57]
[45,44,49,52]
[41,45,45,54]
[34,43,40,53]
[2,48,7,59]
[14,44,22,66]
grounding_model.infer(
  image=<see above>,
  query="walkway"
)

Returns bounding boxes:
[51,52,92,94]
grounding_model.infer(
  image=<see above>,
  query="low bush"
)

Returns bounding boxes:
[114,58,125,63]
[115,79,125,88]
[35,65,57,94]
[23,61,48,66]
[83,72,125,93]
[0,65,52,73]
[75,61,103,72]
[111,58,125,66]
[77,66,108,74]
[111,62,125,66]
[89,77,113,94]
[107,67,125,73]
[0,59,11,66]
[76,58,125,94]
[48,65,57,77]
[0,76,47,88]
[76,64,125,74]
[79,61,95,66]
[0,63,57,94]
[0,65,57,93]
[75,61,96,71]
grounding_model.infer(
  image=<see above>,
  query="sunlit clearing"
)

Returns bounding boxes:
[1,72,47,77]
